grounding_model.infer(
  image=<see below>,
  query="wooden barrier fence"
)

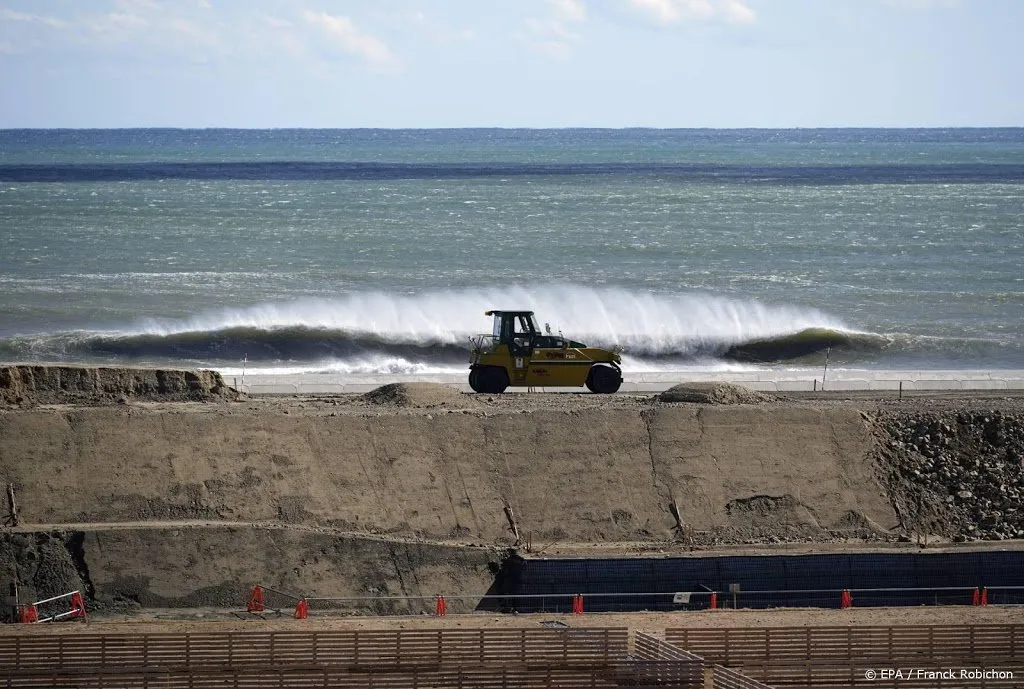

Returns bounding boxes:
[2,665,628,689]
[0,628,626,672]
[633,632,705,688]
[713,664,776,689]
[666,625,1024,666]
[736,662,1022,689]
[0,627,705,689]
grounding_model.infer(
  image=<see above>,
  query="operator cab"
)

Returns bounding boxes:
[486,310,582,354]
[488,310,539,356]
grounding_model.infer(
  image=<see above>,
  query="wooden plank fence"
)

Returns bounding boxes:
[1,665,626,689]
[713,664,776,689]
[666,625,1024,666]
[632,632,705,688]
[0,627,704,689]
[736,662,1023,689]
[0,628,627,672]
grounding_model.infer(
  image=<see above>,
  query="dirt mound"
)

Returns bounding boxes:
[360,382,474,408]
[0,365,235,405]
[656,382,776,405]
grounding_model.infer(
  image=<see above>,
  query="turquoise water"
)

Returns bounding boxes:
[1,129,1022,374]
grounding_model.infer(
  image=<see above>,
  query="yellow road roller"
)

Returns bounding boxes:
[468,310,622,393]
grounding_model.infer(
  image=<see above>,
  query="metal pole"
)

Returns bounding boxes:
[821,347,830,391]
[6,483,17,527]
[33,591,77,607]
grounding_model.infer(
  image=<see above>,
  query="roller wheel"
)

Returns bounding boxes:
[585,365,621,394]
[478,366,509,394]
[468,369,484,393]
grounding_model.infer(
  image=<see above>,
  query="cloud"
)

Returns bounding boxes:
[88,11,150,40]
[549,0,587,22]
[1,3,399,74]
[304,10,399,70]
[396,8,476,45]
[71,0,227,59]
[0,8,68,30]
[721,0,755,24]
[626,0,756,25]
[522,0,587,59]
[167,17,220,47]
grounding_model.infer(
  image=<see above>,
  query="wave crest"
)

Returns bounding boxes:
[1,286,872,367]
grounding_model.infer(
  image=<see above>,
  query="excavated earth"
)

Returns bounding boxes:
[2,365,1024,621]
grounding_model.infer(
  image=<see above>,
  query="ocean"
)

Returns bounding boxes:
[1,128,1022,379]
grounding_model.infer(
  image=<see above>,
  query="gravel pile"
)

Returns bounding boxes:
[877,410,1024,541]
[656,383,777,405]
[360,382,476,408]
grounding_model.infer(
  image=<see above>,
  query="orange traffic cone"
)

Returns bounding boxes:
[70,591,87,620]
[980,588,988,607]
[294,599,309,619]
[247,585,265,613]
[840,590,852,609]
[435,595,447,616]
[19,604,39,623]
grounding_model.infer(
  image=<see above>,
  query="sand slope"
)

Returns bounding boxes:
[0,402,892,542]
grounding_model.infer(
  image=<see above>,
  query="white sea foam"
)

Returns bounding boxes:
[217,354,758,377]
[132,285,850,355]
[218,357,466,377]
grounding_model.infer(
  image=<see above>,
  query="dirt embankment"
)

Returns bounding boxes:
[0,527,498,616]
[0,389,895,544]
[2,372,1023,616]
[0,365,235,406]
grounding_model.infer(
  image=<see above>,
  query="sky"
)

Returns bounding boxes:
[0,0,1022,128]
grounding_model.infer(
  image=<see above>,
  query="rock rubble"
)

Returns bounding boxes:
[875,410,1024,542]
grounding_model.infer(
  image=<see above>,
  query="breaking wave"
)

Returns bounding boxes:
[0,286,888,371]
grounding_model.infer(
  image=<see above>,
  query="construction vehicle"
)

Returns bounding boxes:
[468,310,623,394]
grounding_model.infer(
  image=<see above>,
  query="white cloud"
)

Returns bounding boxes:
[72,1,226,57]
[167,17,219,47]
[85,10,153,45]
[626,0,755,25]
[244,14,307,59]
[396,8,476,45]
[304,10,399,69]
[522,0,587,60]
[0,8,68,30]
[722,0,755,24]
[549,0,587,22]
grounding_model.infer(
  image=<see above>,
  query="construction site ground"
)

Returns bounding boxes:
[3,367,1024,634]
